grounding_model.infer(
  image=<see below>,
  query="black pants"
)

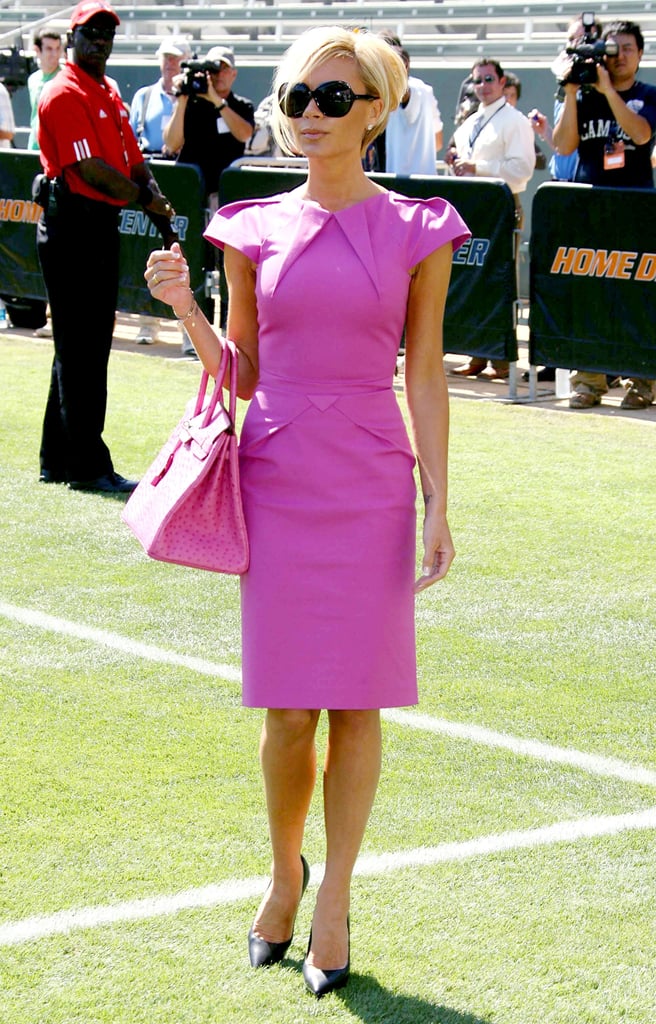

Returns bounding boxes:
[37,193,120,481]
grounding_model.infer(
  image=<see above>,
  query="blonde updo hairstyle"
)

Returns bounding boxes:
[272,27,408,156]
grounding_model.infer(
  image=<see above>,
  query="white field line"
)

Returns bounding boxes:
[2,602,656,948]
[1,807,655,948]
[382,709,656,789]
[0,601,241,683]
[3,601,656,789]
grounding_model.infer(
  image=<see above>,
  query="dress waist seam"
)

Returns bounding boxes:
[256,373,392,397]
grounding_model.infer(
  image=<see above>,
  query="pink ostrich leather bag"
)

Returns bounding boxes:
[122,339,249,574]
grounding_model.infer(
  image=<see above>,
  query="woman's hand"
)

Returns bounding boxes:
[145,242,193,316]
[414,507,455,593]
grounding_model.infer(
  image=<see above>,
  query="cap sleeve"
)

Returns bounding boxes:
[397,195,471,270]
[204,197,280,263]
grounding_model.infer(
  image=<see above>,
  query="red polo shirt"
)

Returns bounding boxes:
[38,62,143,205]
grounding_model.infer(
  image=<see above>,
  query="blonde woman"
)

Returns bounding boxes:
[146,26,469,998]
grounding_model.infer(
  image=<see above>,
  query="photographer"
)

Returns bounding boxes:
[164,46,254,202]
[164,46,253,343]
[553,19,656,409]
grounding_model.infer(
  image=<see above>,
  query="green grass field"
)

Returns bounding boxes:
[1,335,655,1024]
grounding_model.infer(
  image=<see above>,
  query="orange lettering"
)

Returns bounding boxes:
[589,250,619,277]
[572,249,595,275]
[635,253,656,281]
[550,247,577,274]
[615,252,637,279]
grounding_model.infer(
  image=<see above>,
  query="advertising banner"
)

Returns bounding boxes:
[530,183,656,378]
[0,152,208,319]
[220,165,518,361]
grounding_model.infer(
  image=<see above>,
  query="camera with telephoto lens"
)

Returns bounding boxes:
[176,59,223,96]
[562,11,619,90]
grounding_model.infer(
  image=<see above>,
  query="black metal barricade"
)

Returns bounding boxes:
[530,183,656,380]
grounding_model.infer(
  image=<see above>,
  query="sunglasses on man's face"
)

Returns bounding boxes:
[472,74,497,85]
[278,80,377,119]
[78,24,116,42]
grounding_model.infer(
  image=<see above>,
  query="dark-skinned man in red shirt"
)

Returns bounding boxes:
[37,0,175,492]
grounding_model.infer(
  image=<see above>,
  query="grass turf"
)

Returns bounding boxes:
[1,335,655,1023]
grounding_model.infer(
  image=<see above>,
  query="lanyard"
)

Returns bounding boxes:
[467,101,507,156]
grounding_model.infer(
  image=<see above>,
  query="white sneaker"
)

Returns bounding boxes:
[136,326,157,345]
[35,322,53,338]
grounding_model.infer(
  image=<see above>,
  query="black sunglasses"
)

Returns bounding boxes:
[78,24,116,42]
[472,74,496,84]
[278,80,377,119]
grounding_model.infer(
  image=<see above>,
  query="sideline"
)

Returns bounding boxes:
[2,601,656,789]
[8,319,656,420]
[1,807,655,948]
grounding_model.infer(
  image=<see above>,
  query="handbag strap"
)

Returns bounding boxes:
[198,338,239,429]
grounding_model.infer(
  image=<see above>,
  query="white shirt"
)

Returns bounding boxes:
[0,81,15,148]
[453,96,535,193]
[386,76,443,176]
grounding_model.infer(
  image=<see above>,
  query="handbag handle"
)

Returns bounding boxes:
[196,338,239,429]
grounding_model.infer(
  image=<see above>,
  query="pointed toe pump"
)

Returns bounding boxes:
[248,854,311,968]
[302,917,350,998]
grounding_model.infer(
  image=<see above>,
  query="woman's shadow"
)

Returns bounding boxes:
[338,974,493,1023]
[286,960,492,1024]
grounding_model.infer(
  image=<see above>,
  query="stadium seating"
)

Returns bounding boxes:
[3,1,655,68]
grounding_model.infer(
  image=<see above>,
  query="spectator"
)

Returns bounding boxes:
[0,79,15,148]
[445,58,535,380]
[36,0,175,492]
[245,92,282,157]
[503,71,547,170]
[528,17,602,183]
[382,45,443,175]
[129,35,191,345]
[164,44,254,202]
[164,44,254,342]
[28,29,63,150]
[130,36,191,157]
[553,19,656,409]
[454,73,478,128]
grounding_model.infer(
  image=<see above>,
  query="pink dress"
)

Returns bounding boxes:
[205,188,470,709]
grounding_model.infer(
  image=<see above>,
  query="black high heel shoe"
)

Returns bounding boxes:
[302,916,350,998]
[248,854,310,968]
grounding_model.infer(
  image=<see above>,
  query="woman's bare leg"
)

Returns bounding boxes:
[251,708,320,943]
[306,709,382,968]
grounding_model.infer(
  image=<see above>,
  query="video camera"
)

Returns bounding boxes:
[176,59,223,97]
[562,11,619,90]
[0,47,36,91]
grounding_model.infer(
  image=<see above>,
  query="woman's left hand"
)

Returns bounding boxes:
[414,511,455,593]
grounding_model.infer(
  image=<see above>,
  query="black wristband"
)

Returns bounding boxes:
[137,183,153,207]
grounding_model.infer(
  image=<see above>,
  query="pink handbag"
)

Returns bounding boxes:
[122,339,249,574]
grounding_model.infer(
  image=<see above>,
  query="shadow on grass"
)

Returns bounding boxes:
[337,973,493,1024]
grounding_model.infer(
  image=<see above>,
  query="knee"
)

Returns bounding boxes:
[328,709,381,739]
[265,708,319,744]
